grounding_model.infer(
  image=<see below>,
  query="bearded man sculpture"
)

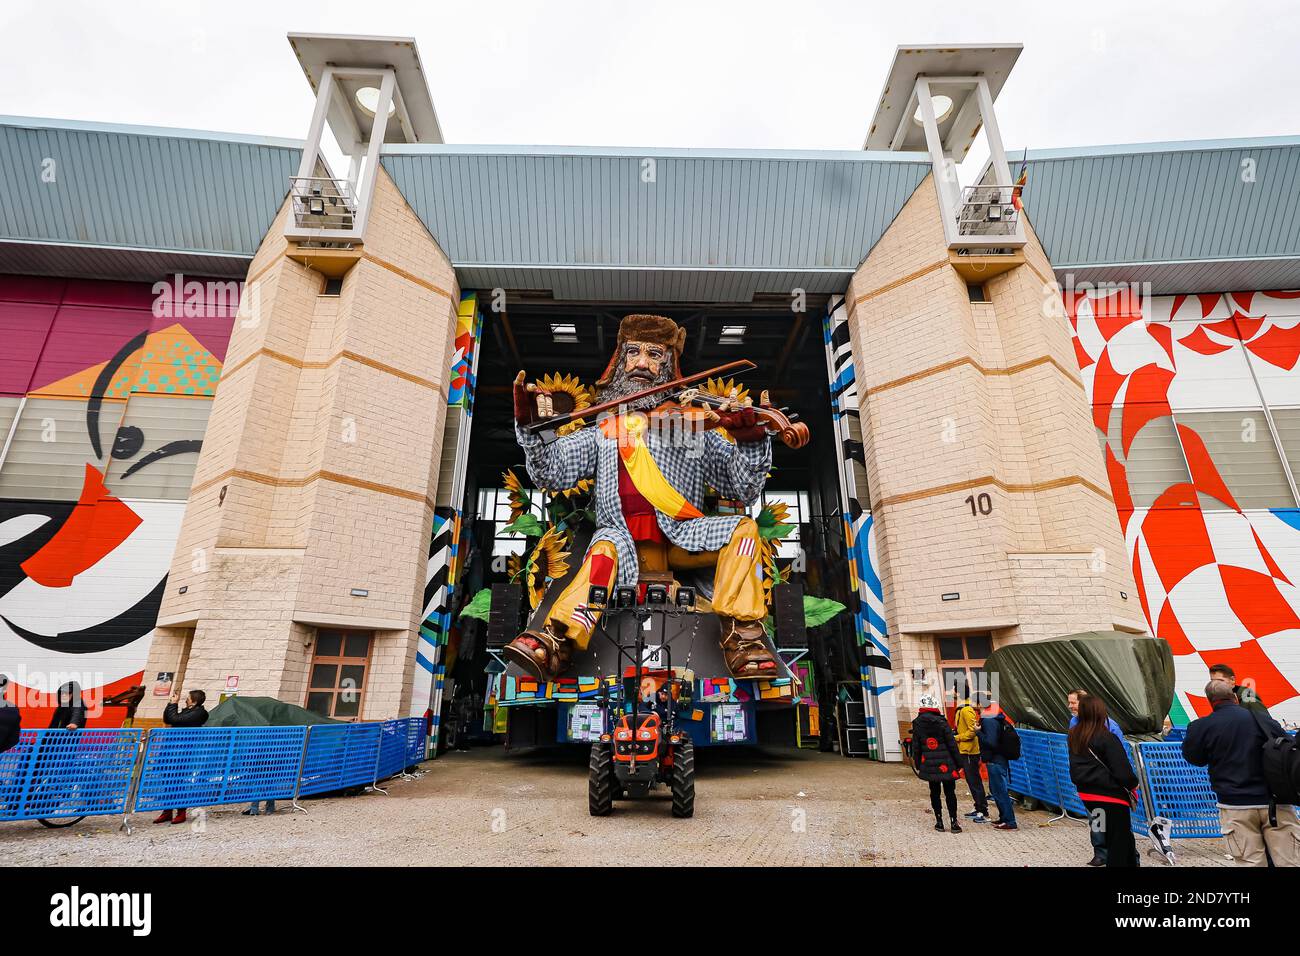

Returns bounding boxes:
[504,314,778,681]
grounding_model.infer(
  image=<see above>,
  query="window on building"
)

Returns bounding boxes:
[760,490,810,559]
[0,397,125,500]
[1114,413,1194,508]
[937,633,993,719]
[1269,407,1300,487]
[478,485,548,557]
[0,397,20,454]
[1175,410,1296,509]
[305,629,373,719]
[104,396,212,500]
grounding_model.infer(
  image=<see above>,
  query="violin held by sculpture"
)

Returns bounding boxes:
[522,359,809,448]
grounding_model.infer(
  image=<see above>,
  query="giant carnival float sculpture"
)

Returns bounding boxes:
[470,314,835,746]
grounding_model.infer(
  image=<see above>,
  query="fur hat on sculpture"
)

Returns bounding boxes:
[595,314,688,388]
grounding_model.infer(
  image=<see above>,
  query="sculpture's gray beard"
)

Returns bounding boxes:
[599,359,676,412]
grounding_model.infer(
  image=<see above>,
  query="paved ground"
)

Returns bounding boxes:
[1,746,1236,867]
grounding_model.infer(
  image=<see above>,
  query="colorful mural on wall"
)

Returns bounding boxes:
[1065,287,1300,725]
[822,297,900,758]
[0,275,234,727]
[411,292,482,735]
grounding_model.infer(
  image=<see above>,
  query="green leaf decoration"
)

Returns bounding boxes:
[761,615,775,637]
[501,514,545,538]
[759,522,793,540]
[802,596,847,629]
[459,588,493,622]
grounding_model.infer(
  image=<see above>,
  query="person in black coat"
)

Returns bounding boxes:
[1068,694,1139,867]
[1182,679,1296,866]
[0,675,21,754]
[48,681,87,730]
[910,694,964,833]
[153,689,209,826]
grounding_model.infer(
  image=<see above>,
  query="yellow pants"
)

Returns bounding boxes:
[547,517,765,650]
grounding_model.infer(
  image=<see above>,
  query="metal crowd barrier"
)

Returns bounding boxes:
[0,717,426,827]
[1131,741,1221,838]
[1008,728,1213,838]
[0,729,140,822]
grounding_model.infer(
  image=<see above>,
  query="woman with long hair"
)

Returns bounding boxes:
[1067,695,1139,867]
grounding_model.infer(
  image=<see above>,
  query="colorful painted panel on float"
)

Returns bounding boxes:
[0,275,235,727]
[1066,288,1300,725]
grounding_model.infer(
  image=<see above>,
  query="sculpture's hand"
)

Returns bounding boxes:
[513,370,552,426]
[715,406,766,443]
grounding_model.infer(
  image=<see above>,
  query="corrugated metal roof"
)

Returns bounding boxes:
[0,116,302,279]
[381,145,930,301]
[1015,136,1300,293]
[0,239,255,284]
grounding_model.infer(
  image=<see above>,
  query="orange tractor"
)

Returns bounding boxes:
[586,583,697,818]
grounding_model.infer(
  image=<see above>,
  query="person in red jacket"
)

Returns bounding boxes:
[910,694,963,833]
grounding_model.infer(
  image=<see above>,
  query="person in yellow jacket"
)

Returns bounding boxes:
[954,696,990,823]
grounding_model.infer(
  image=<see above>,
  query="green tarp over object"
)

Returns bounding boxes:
[983,632,1174,736]
[205,696,341,727]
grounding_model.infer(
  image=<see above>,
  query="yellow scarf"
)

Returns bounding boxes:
[601,413,703,521]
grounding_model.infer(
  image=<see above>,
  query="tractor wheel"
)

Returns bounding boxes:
[670,736,695,818]
[589,742,615,817]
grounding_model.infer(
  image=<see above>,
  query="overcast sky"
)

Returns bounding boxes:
[1,0,1295,169]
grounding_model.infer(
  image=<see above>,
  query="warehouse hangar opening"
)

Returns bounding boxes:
[443,293,869,754]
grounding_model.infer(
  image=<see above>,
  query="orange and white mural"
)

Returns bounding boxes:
[1067,288,1300,725]
[0,275,234,727]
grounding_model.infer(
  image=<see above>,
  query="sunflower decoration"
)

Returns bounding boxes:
[524,525,572,610]
[701,377,752,443]
[502,468,532,522]
[757,500,793,605]
[546,477,594,500]
[535,372,593,437]
[506,552,526,586]
[701,377,750,406]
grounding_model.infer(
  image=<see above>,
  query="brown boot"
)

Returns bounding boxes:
[503,624,574,681]
[718,616,779,678]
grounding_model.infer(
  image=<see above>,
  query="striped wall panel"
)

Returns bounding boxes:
[822,298,900,760]
[410,294,483,742]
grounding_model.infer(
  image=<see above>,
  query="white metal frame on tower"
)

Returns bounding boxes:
[866,44,1026,251]
[288,65,396,243]
[908,75,1024,249]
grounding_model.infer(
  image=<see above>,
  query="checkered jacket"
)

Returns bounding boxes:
[515,414,771,586]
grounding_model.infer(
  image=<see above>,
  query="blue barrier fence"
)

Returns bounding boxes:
[0,729,141,822]
[1134,741,1222,838]
[1009,729,1214,838]
[0,717,426,824]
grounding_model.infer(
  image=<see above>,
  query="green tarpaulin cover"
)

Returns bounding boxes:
[205,696,341,727]
[983,632,1174,736]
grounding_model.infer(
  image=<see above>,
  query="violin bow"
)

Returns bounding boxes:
[523,359,756,442]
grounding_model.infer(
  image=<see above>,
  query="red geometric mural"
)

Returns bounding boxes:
[1066,289,1300,725]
